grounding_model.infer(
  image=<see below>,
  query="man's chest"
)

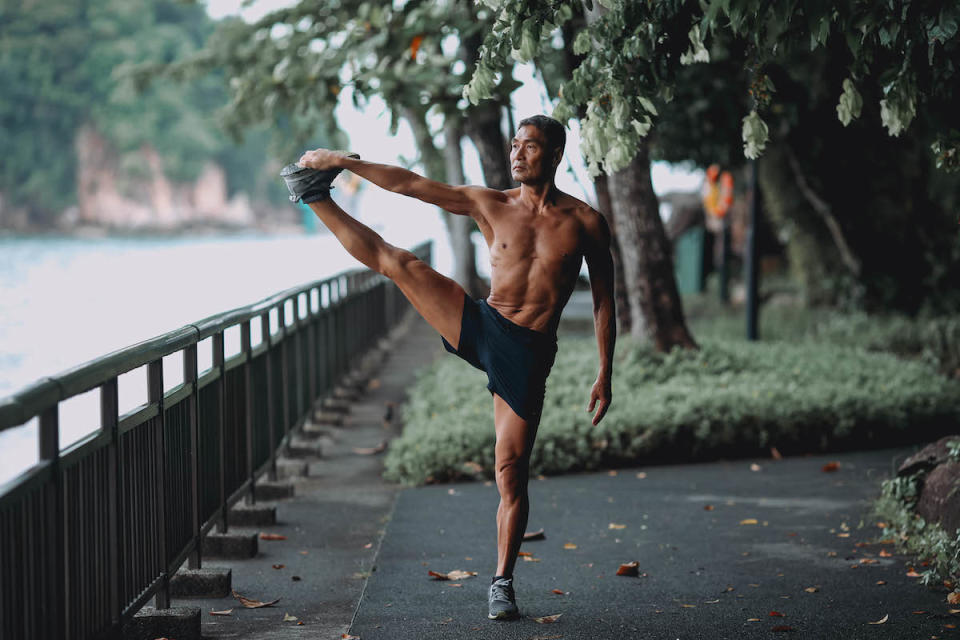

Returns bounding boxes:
[486,216,583,271]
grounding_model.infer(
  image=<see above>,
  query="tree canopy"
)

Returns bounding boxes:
[466,0,960,175]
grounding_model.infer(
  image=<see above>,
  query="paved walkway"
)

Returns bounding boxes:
[350,447,957,639]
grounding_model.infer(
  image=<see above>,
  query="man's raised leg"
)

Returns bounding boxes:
[306,199,466,348]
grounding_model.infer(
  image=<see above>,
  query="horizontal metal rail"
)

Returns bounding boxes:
[0,241,430,640]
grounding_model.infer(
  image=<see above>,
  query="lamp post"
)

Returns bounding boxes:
[745,159,759,340]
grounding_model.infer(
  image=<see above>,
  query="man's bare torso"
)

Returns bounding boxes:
[471,186,596,335]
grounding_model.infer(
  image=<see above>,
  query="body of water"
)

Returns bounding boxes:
[0,194,455,484]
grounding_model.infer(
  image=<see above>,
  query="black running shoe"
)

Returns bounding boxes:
[280,151,360,204]
[488,577,519,620]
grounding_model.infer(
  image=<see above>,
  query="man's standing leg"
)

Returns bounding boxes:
[488,393,540,619]
[306,199,466,348]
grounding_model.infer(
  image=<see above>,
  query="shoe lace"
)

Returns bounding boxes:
[491,580,514,603]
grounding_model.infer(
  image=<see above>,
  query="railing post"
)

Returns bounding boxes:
[213,331,227,533]
[279,302,290,447]
[291,295,302,434]
[38,404,64,640]
[306,290,318,419]
[261,312,276,483]
[102,377,121,628]
[148,360,170,609]
[241,320,256,501]
[184,344,201,570]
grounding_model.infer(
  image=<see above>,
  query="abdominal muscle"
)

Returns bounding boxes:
[485,254,580,335]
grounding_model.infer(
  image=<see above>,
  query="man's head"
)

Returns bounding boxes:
[510,115,566,184]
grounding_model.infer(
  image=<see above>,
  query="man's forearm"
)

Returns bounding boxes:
[594,298,616,379]
[338,157,419,196]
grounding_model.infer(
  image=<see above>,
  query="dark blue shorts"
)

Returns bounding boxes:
[441,293,558,422]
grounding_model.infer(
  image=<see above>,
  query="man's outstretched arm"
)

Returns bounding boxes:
[584,210,616,426]
[298,149,484,216]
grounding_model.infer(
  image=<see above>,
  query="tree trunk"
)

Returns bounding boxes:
[401,106,483,296]
[593,173,632,334]
[443,117,486,297]
[607,139,698,351]
[464,102,512,190]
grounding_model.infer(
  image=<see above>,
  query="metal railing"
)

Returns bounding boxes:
[0,241,430,640]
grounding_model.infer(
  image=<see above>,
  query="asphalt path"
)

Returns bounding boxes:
[350,447,958,640]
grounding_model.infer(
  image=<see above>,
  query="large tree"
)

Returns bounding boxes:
[466,0,960,314]
[148,0,522,296]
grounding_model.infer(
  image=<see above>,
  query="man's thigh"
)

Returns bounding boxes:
[492,393,540,469]
[385,246,468,349]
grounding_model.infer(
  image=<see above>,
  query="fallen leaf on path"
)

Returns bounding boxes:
[681,604,696,608]
[879,549,892,557]
[209,609,233,616]
[912,611,927,614]
[608,470,618,476]
[705,599,720,604]
[272,564,285,570]
[563,543,577,550]
[868,614,888,624]
[859,558,878,565]
[532,614,562,624]
[906,569,922,578]
[769,611,785,617]
[636,471,647,479]
[836,533,850,538]
[949,608,960,614]
[750,463,762,472]
[616,561,640,576]
[551,589,565,595]
[747,618,760,622]
[946,623,957,629]
[447,583,463,588]
[876,580,886,585]
[259,533,286,541]
[342,634,360,640]
[804,587,819,593]
[519,551,533,557]
[363,543,372,549]
[771,625,794,632]
[283,613,298,622]
[740,518,759,525]
[523,555,541,562]
[367,378,381,389]
[233,590,280,609]
[608,523,626,529]
[428,570,477,581]
[352,441,387,455]
[948,592,960,605]
[821,461,840,473]
[704,504,715,511]
[770,446,782,460]
[523,529,546,541]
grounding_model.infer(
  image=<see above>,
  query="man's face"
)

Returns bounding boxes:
[510,125,557,184]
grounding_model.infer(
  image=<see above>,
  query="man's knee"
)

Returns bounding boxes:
[495,451,530,502]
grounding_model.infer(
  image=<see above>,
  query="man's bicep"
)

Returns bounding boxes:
[584,212,615,291]
[407,177,480,216]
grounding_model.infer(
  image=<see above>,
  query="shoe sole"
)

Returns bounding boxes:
[488,611,520,620]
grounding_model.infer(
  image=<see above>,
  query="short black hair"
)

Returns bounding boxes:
[518,115,565,158]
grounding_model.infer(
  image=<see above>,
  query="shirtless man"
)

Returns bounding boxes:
[282,115,615,620]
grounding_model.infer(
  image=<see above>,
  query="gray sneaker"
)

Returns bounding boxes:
[488,577,519,620]
[280,151,360,204]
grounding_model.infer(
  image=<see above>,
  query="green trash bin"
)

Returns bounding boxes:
[674,226,705,295]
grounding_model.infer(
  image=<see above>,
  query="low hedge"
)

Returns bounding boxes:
[383,336,960,486]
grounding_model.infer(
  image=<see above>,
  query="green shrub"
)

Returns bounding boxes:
[873,440,960,590]
[383,336,960,486]
[685,292,960,376]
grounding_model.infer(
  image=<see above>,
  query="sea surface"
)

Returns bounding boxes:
[0,198,457,485]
